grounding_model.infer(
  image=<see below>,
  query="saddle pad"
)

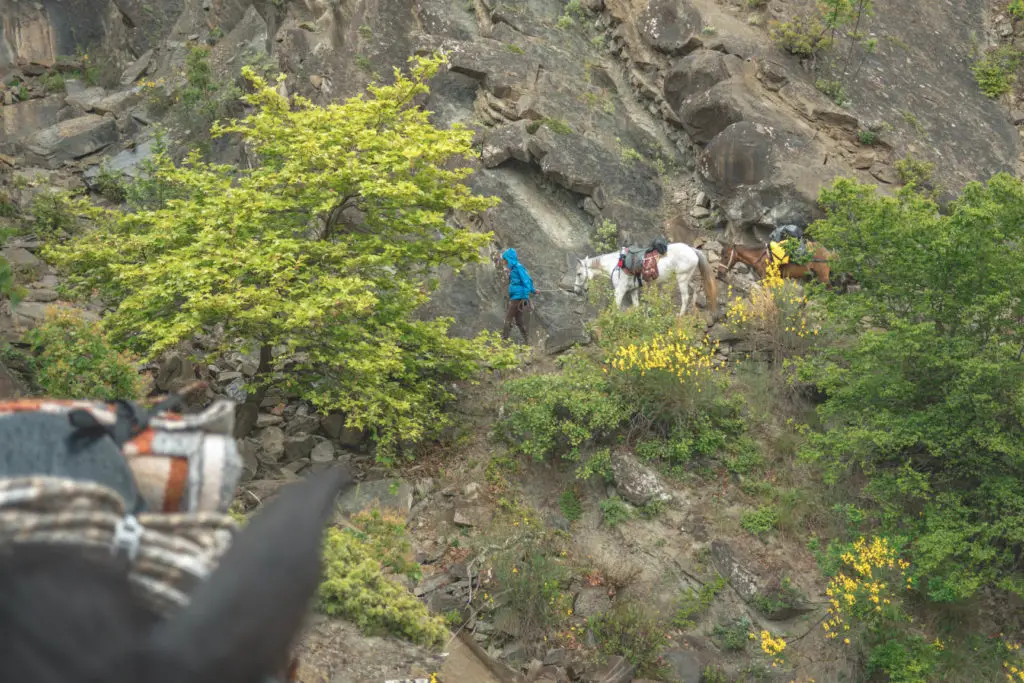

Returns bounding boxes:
[0,399,242,514]
[0,411,147,514]
[641,251,661,282]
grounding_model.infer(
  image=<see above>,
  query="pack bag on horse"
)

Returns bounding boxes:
[0,391,355,683]
[767,224,808,266]
[720,225,833,285]
[617,236,667,286]
[573,237,719,318]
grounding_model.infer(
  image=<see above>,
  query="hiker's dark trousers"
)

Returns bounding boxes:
[502,299,532,343]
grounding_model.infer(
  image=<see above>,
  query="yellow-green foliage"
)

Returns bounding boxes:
[972,45,1023,98]
[317,527,447,647]
[349,506,422,581]
[44,53,516,462]
[769,15,830,56]
[724,260,820,364]
[25,309,145,401]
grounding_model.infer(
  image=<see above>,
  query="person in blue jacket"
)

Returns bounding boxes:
[500,247,537,343]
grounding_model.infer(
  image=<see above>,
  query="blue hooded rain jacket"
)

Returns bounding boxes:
[502,248,536,301]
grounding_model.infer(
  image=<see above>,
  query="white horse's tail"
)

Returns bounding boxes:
[696,249,718,319]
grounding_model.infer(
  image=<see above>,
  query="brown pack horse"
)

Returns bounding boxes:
[720,242,832,284]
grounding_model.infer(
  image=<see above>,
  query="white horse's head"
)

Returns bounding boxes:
[573,258,591,296]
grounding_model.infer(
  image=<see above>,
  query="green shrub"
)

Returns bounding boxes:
[40,71,66,93]
[559,489,583,522]
[804,174,1024,600]
[500,293,755,479]
[701,665,730,683]
[769,15,830,56]
[600,495,632,527]
[25,309,145,400]
[752,576,804,617]
[0,252,25,311]
[592,218,618,253]
[712,617,751,651]
[498,355,628,461]
[317,527,447,647]
[348,506,422,582]
[94,164,127,204]
[673,574,727,629]
[124,127,185,211]
[492,538,573,635]
[740,505,779,537]
[971,45,1023,98]
[0,192,17,218]
[857,129,878,145]
[589,603,671,678]
[1011,0,1024,19]
[894,155,935,187]
[815,77,848,106]
[25,192,84,240]
[574,447,613,481]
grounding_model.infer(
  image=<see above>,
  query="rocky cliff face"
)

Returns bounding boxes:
[0,0,1018,352]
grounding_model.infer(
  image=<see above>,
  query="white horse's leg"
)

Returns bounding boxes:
[677,275,691,316]
[614,277,627,310]
[631,284,640,308]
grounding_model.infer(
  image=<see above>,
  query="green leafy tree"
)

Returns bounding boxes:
[45,54,514,461]
[800,175,1024,601]
[25,309,146,400]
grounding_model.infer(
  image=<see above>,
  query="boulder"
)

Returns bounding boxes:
[582,654,634,683]
[258,426,286,462]
[23,115,118,168]
[65,87,107,112]
[480,119,532,168]
[0,95,65,148]
[710,539,760,601]
[310,440,336,463]
[283,433,316,461]
[661,647,704,682]
[2,247,44,279]
[664,50,731,115]
[120,49,154,86]
[526,126,661,208]
[573,586,612,618]
[320,412,346,438]
[83,137,157,187]
[636,0,704,56]
[453,505,492,527]
[447,40,538,101]
[0,360,27,400]
[678,78,769,146]
[610,450,671,506]
[779,81,859,131]
[698,120,849,229]
[154,351,195,392]
[93,89,143,116]
[335,478,413,517]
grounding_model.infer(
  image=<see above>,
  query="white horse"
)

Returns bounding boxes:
[573,243,719,318]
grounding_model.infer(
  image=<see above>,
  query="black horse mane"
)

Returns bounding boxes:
[0,544,159,683]
[0,466,353,683]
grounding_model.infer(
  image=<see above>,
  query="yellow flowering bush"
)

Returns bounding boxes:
[821,536,944,682]
[725,260,820,364]
[759,629,788,667]
[823,536,908,640]
[1005,638,1024,682]
[608,326,724,382]
[605,317,725,422]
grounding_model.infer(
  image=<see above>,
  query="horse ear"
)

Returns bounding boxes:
[138,466,354,683]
